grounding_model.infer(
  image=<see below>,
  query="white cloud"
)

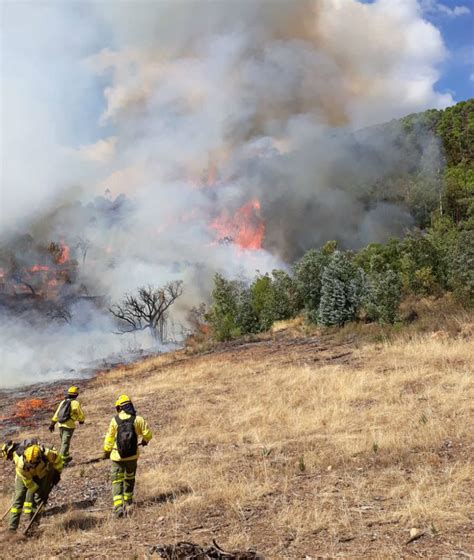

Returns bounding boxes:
[470,72,474,81]
[421,0,471,17]
[76,136,118,163]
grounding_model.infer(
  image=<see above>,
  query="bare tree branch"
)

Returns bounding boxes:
[76,237,91,266]
[109,281,183,342]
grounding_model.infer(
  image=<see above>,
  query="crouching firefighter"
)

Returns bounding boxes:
[49,385,85,465]
[2,439,38,522]
[8,443,63,531]
[103,394,152,518]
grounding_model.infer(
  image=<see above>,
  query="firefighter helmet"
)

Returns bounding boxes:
[115,394,131,407]
[24,444,42,464]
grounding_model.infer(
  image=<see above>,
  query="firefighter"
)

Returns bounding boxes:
[8,442,63,531]
[2,439,40,521]
[49,385,85,465]
[103,394,152,518]
[2,438,38,518]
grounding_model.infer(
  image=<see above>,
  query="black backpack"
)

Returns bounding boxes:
[115,415,138,458]
[15,438,38,457]
[57,399,72,423]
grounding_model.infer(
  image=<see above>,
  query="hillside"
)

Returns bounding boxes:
[1,300,472,559]
[353,98,474,229]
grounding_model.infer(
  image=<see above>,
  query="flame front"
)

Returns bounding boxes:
[15,398,46,418]
[30,264,50,273]
[58,242,70,264]
[211,198,265,250]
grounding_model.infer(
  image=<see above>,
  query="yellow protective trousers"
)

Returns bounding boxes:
[111,459,137,511]
[9,475,46,530]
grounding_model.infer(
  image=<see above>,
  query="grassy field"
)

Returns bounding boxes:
[0,301,473,559]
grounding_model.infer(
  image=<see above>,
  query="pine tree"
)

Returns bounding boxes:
[294,249,331,323]
[318,251,364,326]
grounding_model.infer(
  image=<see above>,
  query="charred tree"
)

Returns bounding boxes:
[109,281,183,342]
[75,237,91,266]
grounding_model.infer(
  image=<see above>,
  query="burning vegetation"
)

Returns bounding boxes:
[211,199,266,250]
[0,397,51,428]
[0,239,74,299]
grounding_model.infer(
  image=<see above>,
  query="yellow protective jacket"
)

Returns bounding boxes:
[14,447,63,492]
[52,398,85,429]
[103,411,152,462]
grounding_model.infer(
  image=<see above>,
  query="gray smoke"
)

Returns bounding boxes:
[0,0,452,387]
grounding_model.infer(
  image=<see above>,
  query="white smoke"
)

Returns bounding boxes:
[0,0,454,387]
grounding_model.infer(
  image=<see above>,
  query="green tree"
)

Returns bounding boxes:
[207,273,241,341]
[294,248,331,323]
[399,233,442,295]
[443,165,474,224]
[427,215,459,289]
[354,239,401,275]
[318,251,365,327]
[364,270,402,324]
[251,270,301,330]
[451,228,474,306]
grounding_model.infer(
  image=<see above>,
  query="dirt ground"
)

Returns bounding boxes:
[0,318,473,559]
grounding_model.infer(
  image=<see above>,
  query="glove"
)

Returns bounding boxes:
[79,421,84,425]
[102,450,111,459]
[48,422,56,433]
[52,470,61,486]
[141,439,148,447]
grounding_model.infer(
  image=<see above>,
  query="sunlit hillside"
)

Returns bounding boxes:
[1,301,472,559]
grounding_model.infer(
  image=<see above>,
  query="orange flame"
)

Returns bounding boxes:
[58,242,70,264]
[14,398,47,419]
[0,397,54,425]
[30,265,50,273]
[211,198,265,250]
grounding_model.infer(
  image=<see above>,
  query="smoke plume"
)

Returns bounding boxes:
[1,0,452,387]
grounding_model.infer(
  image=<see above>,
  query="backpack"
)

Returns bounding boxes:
[57,399,72,423]
[115,415,138,458]
[16,438,39,456]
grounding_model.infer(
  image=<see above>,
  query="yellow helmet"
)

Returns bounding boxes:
[24,444,42,464]
[67,386,79,396]
[115,394,131,407]
[1,441,15,460]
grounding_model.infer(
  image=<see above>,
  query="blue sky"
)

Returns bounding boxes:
[361,0,473,101]
[424,0,474,100]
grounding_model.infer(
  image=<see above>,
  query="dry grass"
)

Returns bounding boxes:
[0,307,473,559]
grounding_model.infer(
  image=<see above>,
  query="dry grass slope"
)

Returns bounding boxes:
[0,308,473,559]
